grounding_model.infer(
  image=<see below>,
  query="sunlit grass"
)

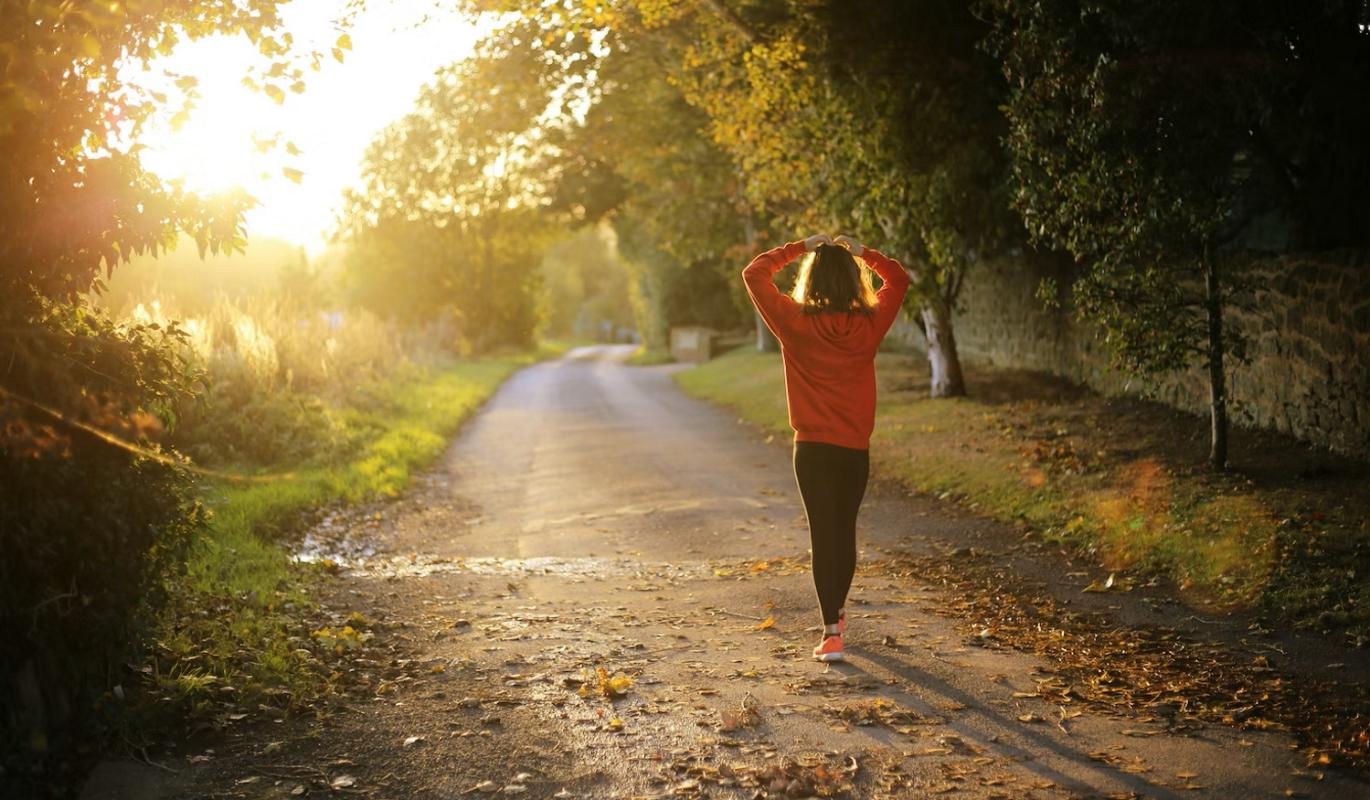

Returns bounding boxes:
[625,346,674,366]
[676,348,1368,636]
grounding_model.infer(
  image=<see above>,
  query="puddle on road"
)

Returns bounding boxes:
[293,506,385,567]
[289,514,690,580]
[345,554,707,581]
[290,505,808,583]
[295,529,378,566]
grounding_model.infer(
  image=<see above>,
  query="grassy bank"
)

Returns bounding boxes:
[135,352,538,733]
[625,346,674,366]
[675,348,1370,643]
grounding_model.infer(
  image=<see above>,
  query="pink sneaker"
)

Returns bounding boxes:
[813,634,845,662]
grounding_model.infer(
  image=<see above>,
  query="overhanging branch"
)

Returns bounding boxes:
[695,0,760,45]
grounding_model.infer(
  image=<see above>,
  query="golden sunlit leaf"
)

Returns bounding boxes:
[336,33,353,51]
[282,167,304,183]
[752,615,775,631]
[264,84,285,104]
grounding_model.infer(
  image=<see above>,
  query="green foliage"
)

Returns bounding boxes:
[979,0,1370,463]
[0,439,205,788]
[454,1,1017,391]
[437,10,757,345]
[584,36,756,342]
[988,0,1370,373]
[674,1,1015,278]
[0,2,340,787]
[0,0,324,301]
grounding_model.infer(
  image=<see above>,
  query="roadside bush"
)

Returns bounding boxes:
[1,297,205,795]
[123,295,449,467]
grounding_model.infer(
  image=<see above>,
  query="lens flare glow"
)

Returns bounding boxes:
[130,1,490,254]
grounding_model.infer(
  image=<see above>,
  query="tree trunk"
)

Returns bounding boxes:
[920,292,966,398]
[1204,247,1228,469]
[755,311,779,352]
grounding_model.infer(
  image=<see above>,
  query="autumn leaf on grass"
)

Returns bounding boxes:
[310,625,370,654]
[752,616,776,631]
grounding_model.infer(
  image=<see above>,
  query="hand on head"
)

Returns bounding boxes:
[833,235,864,257]
[803,234,865,257]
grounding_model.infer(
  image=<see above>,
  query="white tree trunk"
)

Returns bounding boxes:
[920,294,966,398]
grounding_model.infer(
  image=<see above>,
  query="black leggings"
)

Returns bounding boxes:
[793,441,870,626]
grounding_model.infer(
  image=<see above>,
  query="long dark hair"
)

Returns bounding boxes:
[790,243,877,315]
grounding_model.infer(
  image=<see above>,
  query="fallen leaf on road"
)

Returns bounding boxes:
[720,694,761,732]
[330,775,357,789]
[753,616,775,631]
[578,666,632,698]
[1082,573,1116,593]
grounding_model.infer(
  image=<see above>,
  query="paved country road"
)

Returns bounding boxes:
[86,346,1369,799]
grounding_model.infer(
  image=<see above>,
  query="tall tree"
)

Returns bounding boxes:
[338,22,559,350]
[630,0,1013,394]
[448,5,765,349]
[465,0,1017,395]
[987,0,1370,467]
[0,0,335,444]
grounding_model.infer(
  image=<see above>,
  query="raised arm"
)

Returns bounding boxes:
[835,235,911,340]
[742,235,827,341]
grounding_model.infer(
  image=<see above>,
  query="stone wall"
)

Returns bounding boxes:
[890,251,1370,456]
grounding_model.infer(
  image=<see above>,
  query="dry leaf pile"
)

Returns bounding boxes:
[651,753,860,797]
[873,553,1370,768]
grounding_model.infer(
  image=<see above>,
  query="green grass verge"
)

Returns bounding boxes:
[142,354,534,725]
[675,348,1370,642]
[625,346,674,366]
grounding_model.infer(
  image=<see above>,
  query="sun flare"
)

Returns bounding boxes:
[138,39,283,198]
[129,1,488,253]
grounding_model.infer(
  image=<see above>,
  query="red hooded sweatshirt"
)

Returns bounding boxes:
[742,240,911,451]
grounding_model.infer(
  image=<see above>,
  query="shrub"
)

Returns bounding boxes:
[1,297,205,793]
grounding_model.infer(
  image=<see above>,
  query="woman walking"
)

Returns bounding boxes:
[742,233,910,662]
